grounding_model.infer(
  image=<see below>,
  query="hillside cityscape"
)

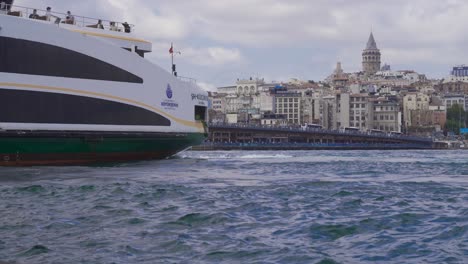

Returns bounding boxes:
[207,32,468,142]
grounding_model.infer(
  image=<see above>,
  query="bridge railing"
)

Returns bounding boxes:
[200,142,432,148]
[207,123,433,143]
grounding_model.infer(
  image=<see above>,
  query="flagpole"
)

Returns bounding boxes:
[171,42,174,75]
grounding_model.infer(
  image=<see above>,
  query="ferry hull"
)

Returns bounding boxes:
[0,132,205,166]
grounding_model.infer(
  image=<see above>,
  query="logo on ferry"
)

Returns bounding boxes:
[161,83,178,110]
[166,84,173,99]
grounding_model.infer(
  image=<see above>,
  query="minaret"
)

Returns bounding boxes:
[362,32,381,75]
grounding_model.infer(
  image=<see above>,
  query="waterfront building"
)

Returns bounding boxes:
[381,63,391,71]
[224,94,245,114]
[444,65,468,83]
[362,32,381,75]
[443,94,466,111]
[401,71,425,82]
[349,94,370,130]
[275,92,302,125]
[368,98,402,132]
[225,113,238,124]
[436,81,468,94]
[336,92,350,129]
[372,70,425,87]
[236,77,264,95]
[406,109,445,135]
[217,85,237,95]
[261,113,288,126]
[412,81,436,94]
[330,62,349,88]
[452,65,468,76]
[208,109,226,123]
[210,77,280,124]
[403,93,430,127]
[432,110,447,130]
[429,101,447,130]
[301,91,322,125]
[210,93,226,112]
[320,96,337,130]
[256,91,275,113]
[397,97,447,134]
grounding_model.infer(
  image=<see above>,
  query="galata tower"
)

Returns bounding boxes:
[362,32,381,75]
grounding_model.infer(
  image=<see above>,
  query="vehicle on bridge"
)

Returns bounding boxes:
[369,129,386,135]
[342,127,360,133]
[301,123,322,131]
[389,131,403,136]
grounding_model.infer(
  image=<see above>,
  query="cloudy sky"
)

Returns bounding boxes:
[16,0,468,90]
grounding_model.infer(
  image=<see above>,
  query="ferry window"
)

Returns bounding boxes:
[0,37,143,83]
[195,106,206,121]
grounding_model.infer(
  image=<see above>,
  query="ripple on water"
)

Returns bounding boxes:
[126,218,147,225]
[16,185,46,193]
[78,185,96,192]
[172,212,231,227]
[0,150,467,263]
[310,223,359,241]
[316,259,341,264]
[18,245,50,257]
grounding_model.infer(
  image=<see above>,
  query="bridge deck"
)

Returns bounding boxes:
[205,123,434,148]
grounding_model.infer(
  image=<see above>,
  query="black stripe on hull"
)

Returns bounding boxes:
[0,36,143,83]
[0,89,171,126]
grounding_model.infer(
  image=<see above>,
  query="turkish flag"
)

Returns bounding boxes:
[169,44,173,54]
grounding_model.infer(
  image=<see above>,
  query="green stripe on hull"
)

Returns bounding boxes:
[0,133,205,166]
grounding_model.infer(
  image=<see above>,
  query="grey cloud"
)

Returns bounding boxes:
[14,0,468,84]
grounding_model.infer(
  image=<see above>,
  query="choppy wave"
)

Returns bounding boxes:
[0,150,467,263]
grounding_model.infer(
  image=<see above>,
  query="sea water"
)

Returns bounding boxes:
[0,150,467,263]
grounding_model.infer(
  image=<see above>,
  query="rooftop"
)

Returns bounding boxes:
[365,32,379,50]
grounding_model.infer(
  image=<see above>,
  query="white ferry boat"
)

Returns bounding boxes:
[0,1,208,165]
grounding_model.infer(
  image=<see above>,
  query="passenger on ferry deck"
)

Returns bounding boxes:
[122,22,131,33]
[2,1,21,16]
[29,9,40,19]
[65,11,74,24]
[0,2,6,14]
[87,19,104,29]
[45,6,51,21]
[109,21,119,31]
[97,19,104,29]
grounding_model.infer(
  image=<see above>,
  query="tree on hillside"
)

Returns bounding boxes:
[445,104,467,135]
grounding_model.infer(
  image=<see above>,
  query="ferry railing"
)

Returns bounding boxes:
[177,76,197,84]
[1,4,135,33]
